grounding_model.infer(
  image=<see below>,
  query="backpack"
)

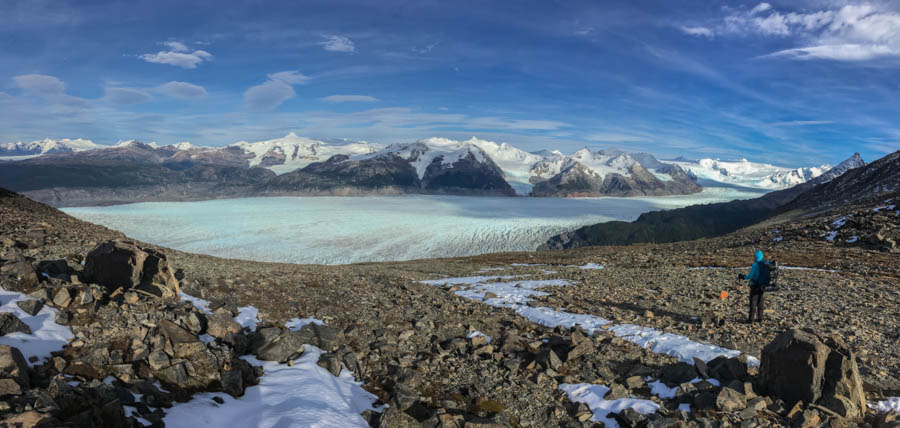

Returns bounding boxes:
[754,261,771,289]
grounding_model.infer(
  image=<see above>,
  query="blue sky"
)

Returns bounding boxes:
[1,0,898,166]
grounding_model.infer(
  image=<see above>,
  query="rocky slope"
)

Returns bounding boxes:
[542,151,876,250]
[0,187,898,427]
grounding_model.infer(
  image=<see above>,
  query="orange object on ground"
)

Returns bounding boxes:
[720,291,729,300]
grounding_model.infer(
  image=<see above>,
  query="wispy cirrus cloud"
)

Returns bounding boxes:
[321,94,378,103]
[244,71,311,111]
[104,87,153,104]
[694,2,900,62]
[155,81,207,100]
[772,120,833,126]
[139,40,213,68]
[679,26,714,38]
[321,35,355,53]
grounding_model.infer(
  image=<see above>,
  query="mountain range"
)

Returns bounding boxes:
[541,151,873,249]
[0,135,842,206]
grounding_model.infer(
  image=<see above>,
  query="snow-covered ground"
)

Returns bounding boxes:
[423,267,763,426]
[63,188,764,265]
[0,286,74,364]
[421,270,759,366]
[169,293,380,427]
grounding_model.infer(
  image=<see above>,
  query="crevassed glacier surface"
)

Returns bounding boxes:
[63,188,763,265]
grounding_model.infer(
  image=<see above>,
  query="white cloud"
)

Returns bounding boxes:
[13,74,89,107]
[680,26,714,38]
[140,41,213,68]
[466,117,570,131]
[321,35,355,53]
[14,74,66,95]
[267,71,311,85]
[155,81,207,100]
[719,3,900,61]
[321,95,378,103]
[163,41,189,52]
[772,120,833,126]
[104,87,153,104]
[749,3,772,15]
[244,71,309,111]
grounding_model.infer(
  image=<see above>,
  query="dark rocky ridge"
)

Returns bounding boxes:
[263,150,516,197]
[541,151,876,250]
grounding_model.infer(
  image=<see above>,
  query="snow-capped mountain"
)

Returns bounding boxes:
[230,133,380,175]
[0,138,105,157]
[530,149,700,197]
[666,157,832,190]
[115,140,159,149]
[265,137,515,196]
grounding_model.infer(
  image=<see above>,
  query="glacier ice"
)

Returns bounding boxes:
[63,188,764,265]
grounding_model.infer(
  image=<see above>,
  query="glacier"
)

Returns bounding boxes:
[63,187,764,265]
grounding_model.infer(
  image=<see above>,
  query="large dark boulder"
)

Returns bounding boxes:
[0,254,39,292]
[0,345,30,389]
[82,240,179,297]
[0,312,32,335]
[760,329,866,418]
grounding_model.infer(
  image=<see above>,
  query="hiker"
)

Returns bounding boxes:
[738,250,770,323]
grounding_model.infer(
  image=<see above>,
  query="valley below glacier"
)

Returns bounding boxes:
[62,186,765,264]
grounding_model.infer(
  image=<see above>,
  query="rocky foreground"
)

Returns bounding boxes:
[0,188,898,427]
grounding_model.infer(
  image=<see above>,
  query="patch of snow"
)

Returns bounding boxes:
[823,231,838,241]
[869,397,900,414]
[649,380,678,399]
[284,317,325,331]
[559,383,659,428]
[477,267,507,272]
[179,292,212,314]
[234,306,260,330]
[780,266,838,273]
[687,266,726,270]
[124,405,153,426]
[466,330,491,343]
[199,334,216,344]
[831,216,849,228]
[511,263,546,267]
[609,324,758,366]
[0,285,74,365]
[873,205,896,213]
[422,274,760,367]
[541,270,558,274]
[577,263,605,270]
[847,236,859,243]
[678,403,691,413]
[773,236,782,242]
[163,347,379,428]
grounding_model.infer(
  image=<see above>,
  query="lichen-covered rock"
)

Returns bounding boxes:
[760,328,866,418]
[82,240,179,297]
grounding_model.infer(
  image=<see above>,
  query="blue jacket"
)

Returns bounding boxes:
[744,250,767,285]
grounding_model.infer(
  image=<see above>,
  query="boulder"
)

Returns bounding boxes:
[36,259,73,278]
[0,345,30,388]
[82,240,179,297]
[52,288,72,308]
[256,331,306,363]
[206,313,242,339]
[660,362,698,385]
[294,323,340,351]
[760,329,866,418]
[15,299,43,316]
[0,256,39,292]
[0,312,31,335]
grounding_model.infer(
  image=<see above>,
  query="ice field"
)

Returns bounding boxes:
[63,187,765,265]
